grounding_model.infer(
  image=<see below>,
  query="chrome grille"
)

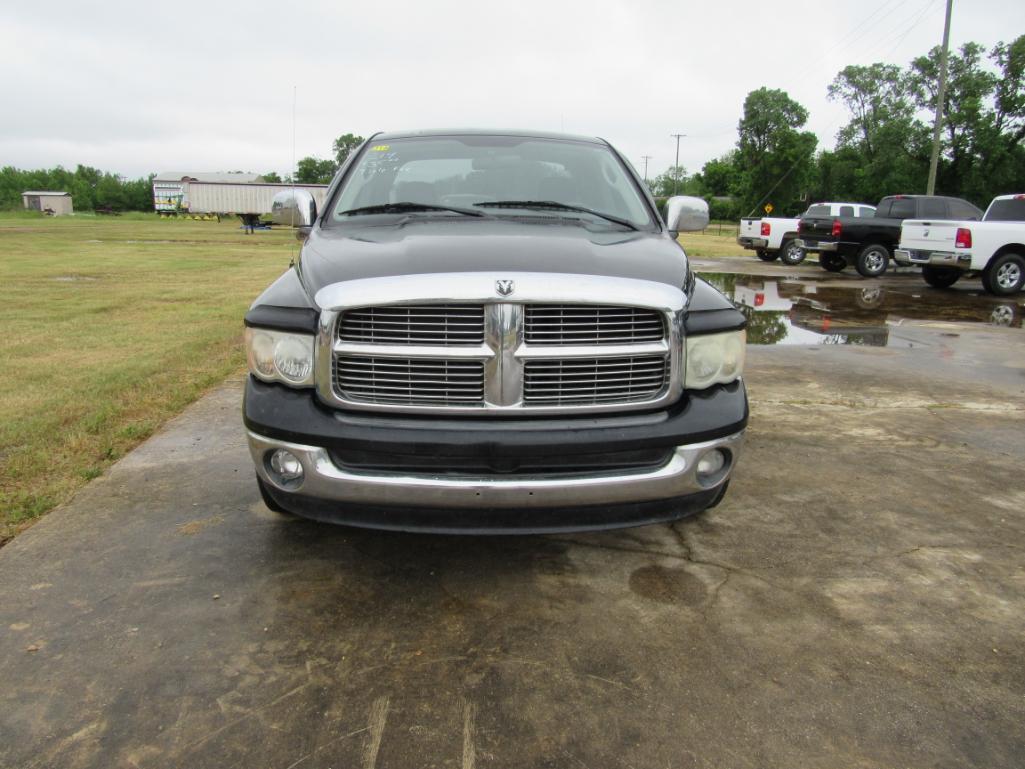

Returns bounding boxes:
[523,356,668,405]
[338,304,485,345]
[524,305,665,344]
[333,356,485,405]
[318,274,685,416]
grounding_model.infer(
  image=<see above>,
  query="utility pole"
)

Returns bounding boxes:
[927,0,953,195]
[641,155,653,183]
[670,133,686,195]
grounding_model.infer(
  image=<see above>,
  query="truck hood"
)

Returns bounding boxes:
[297,219,688,302]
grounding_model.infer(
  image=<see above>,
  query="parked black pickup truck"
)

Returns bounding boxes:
[243,129,749,533]
[796,195,983,277]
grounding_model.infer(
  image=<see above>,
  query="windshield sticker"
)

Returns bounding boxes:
[371,144,391,151]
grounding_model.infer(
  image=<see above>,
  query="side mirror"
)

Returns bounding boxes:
[665,196,709,235]
[271,189,318,228]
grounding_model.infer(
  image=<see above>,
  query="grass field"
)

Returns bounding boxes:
[677,221,747,258]
[0,212,296,541]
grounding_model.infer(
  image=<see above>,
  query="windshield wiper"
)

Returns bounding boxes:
[473,200,638,230]
[337,202,486,217]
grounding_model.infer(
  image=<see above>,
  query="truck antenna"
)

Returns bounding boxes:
[292,85,297,225]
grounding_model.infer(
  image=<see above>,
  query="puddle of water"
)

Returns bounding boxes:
[698,272,1025,346]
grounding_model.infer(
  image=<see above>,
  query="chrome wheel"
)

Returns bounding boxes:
[856,244,890,278]
[997,262,1022,290]
[780,240,806,265]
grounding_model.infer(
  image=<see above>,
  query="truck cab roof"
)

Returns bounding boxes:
[369,128,607,145]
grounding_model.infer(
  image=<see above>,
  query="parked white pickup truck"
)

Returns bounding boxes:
[738,202,875,265]
[896,194,1025,295]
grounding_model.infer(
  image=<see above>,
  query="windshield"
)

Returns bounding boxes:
[985,198,1025,222]
[329,135,654,229]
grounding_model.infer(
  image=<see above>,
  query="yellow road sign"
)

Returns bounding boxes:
[764,203,774,214]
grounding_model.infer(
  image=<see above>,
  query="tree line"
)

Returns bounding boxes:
[0,134,366,213]
[657,34,1025,219]
[0,165,154,211]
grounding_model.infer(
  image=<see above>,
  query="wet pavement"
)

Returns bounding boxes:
[692,260,1025,346]
[2,259,1024,768]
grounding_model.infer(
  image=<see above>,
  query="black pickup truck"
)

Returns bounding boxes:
[242,129,749,533]
[796,195,983,277]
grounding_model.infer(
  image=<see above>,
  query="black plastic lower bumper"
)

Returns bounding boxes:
[244,378,748,459]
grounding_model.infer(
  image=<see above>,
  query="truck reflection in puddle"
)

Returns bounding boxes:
[699,273,1024,346]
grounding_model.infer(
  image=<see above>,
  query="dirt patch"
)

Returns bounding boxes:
[629,564,707,605]
[176,515,224,536]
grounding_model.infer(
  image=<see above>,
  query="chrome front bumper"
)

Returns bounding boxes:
[248,429,744,510]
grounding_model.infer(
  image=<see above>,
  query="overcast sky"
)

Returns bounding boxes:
[2,0,1021,181]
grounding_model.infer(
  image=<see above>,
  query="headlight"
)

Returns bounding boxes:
[245,328,315,387]
[685,330,746,389]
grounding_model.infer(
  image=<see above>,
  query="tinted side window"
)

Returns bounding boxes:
[919,198,948,218]
[805,205,829,216]
[875,200,892,217]
[952,200,984,220]
[888,199,916,219]
[858,206,876,217]
[985,199,1025,221]
[839,205,854,217]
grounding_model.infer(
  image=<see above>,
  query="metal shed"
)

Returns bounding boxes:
[22,191,73,216]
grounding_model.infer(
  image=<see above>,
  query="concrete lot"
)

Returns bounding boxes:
[2,261,1024,769]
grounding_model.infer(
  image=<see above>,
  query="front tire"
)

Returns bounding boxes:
[819,253,846,272]
[779,239,806,265]
[922,266,961,289]
[856,243,890,278]
[756,249,778,262]
[983,252,1025,296]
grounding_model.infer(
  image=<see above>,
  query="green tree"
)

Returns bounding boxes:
[823,63,929,202]
[908,36,1025,204]
[261,171,283,183]
[333,133,365,166]
[647,166,691,197]
[295,156,337,184]
[909,42,997,201]
[694,152,741,198]
[734,88,817,216]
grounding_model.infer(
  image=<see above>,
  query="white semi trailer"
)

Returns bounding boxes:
[153,179,328,224]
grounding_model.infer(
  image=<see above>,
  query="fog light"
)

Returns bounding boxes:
[268,449,304,483]
[696,449,726,479]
